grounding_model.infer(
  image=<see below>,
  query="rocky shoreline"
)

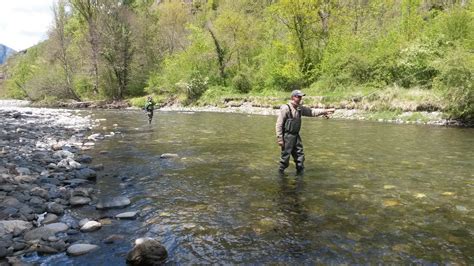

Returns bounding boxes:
[0,101,162,264]
[159,102,469,127]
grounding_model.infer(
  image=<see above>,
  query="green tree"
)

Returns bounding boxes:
[50,0,81,100]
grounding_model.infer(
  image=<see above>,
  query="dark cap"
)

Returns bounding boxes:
[291,90,305,97]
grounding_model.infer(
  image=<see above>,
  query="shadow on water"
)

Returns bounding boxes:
[29,110,474,265]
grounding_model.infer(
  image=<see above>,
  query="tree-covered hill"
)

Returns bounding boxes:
[1,0,472,120]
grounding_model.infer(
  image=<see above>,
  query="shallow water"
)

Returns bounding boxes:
[32,110,473,264]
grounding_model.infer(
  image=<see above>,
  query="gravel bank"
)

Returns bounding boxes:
[0,100,130,262]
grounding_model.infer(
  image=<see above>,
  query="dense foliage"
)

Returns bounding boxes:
[1,0,472,119]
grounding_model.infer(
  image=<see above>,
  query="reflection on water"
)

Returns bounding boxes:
[37,110,474,264]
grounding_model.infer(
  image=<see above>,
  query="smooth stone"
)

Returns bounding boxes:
[47,202,65,215]
[126,238,167,265]
[96,196,130,209]
[42,214,59,224]
[78,219,91,227]
[160,153,179,159]
[0,220,33,235]
[67,244,99,256]
[71,187,93,198]
[23,227,55,241]
[30,187,49,199]
[77,155,93,164]
[53,150,74,159]
[103,234,125,244]
[115,211,138,219]
[35,244,59,254]
[80,221,102,232]
[70,196,91,206]
[44,223,69,233]
[74,168,97,180]
[91,164,104,171]
[15,167,31,176]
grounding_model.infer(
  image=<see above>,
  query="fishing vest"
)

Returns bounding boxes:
[284,104,301,134]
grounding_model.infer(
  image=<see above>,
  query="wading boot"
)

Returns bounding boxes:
[296,167,304,176]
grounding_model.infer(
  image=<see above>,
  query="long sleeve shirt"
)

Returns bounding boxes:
[275,103,327,139]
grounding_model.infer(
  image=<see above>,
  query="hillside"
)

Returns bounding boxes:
[0,44,16,64]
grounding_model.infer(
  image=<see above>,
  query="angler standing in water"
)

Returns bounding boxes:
[144,96,156,124]
[276,90,335,175]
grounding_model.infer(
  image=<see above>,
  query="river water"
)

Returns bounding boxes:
[32,110,473,264]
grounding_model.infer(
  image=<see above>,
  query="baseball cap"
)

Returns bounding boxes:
[291,90,306,97]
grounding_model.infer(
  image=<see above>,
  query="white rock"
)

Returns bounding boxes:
[116,211,138,219]
[67,244,99,256]
[81,221,102,232]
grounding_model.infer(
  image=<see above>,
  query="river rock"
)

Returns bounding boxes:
[115,211,138,220]
[30,187,49,199]
[67,244,99,256]
[44,223,69,233]
[23,227,55,241]
[79,219,91,228]
[15,167,31,176]
[0,220,32,235]
[53,150,74,159]
[75,168,97,180]
[77,155,93,164]
[160,153,179,159]
[35,244,59,254]
[96,196,130,209]
[103,234,125,244]
[70,196,91,206]
[43,214,59,225]
[126,237,168,265]
[80,221,102,232]
[71,187,93,198]
[47,202,65,215]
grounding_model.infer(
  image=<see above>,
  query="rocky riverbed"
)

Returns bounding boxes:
[0,101,160,264]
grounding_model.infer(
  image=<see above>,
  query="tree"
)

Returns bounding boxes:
[99,0,134,99]
[69,0,100,94]
[51,0,81,100]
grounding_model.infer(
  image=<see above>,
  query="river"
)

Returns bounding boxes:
[30,109,473,264]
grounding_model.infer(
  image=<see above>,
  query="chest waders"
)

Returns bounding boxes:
[279,104,305,173]
[145,103,154,124]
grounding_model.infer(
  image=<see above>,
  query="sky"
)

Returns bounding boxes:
[0,0,56,51]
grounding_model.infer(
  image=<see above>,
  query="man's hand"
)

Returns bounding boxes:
[277,138,284,147]
[322,108,336,119]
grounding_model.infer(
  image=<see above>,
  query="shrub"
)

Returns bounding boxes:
[432,47,473,120]
[232,72,252,93]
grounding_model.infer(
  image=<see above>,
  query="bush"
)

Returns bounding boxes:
[432,47,473,120]
[232,72,252,93]
[175,73,209,104]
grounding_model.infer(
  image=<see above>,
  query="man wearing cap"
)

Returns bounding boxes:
[276,90,335,175]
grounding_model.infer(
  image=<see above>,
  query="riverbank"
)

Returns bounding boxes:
[0,101,141,262]
[24,97,470,127]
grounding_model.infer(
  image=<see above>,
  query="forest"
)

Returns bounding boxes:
[1,0,472,120]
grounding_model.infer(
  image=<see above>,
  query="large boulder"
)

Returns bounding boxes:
[126,238,167,266]
[96,196,130,209]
